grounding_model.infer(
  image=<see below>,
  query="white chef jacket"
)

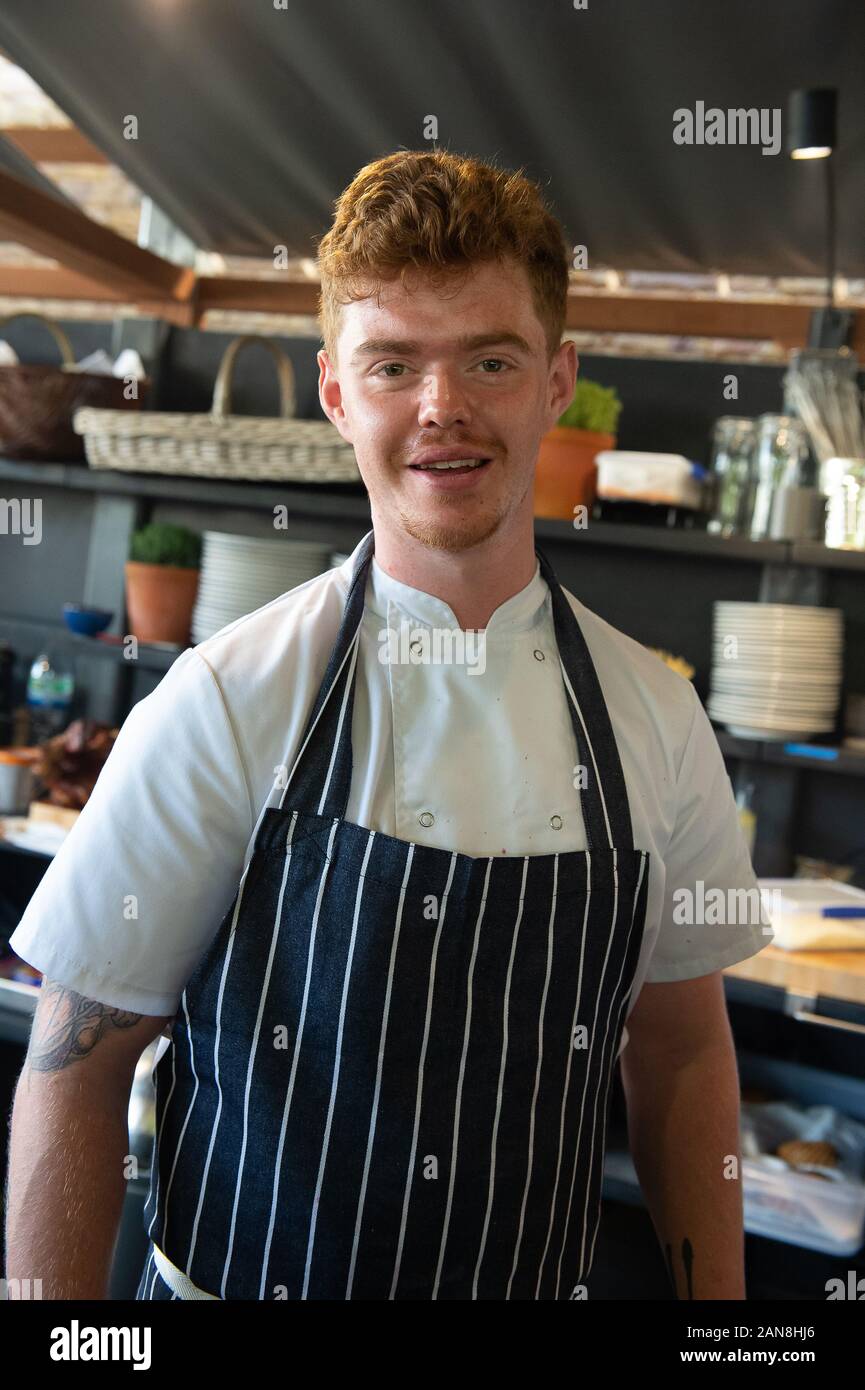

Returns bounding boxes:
[9,529,773,1058]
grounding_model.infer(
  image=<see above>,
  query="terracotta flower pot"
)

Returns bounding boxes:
[534,427,616,521]
[124,562,200,645]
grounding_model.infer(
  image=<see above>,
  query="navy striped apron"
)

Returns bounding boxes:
[136,530,649,1301]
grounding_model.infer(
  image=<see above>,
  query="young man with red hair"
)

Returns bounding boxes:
[7,150,771,1301]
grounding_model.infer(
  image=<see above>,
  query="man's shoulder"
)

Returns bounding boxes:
[191,560,350,688]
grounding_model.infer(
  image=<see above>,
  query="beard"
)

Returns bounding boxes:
[394,499,506,553]
[361,454,531,554]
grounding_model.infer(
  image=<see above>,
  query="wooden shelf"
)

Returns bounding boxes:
[724,946,865,1019]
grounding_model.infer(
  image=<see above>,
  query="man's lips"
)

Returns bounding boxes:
[406,457,493,487]
[408,448,492,468]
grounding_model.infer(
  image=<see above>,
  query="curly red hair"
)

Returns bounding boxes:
[316,149,569,366]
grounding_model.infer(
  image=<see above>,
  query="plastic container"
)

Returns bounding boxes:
[738,1051,865,1256]
[741,1157,865,1255]
[759,878,865,951]
[0,748,35,813]
[595,451,706,509]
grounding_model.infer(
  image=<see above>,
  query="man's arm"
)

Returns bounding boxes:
[619,969,746,1300]
[5,977,172,1299]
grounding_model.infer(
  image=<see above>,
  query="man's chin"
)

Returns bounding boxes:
[395,506,505,553]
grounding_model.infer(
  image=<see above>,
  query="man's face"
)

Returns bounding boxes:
[318,256,577,553]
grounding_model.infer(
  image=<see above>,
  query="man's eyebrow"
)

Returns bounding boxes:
[349,331,533,364]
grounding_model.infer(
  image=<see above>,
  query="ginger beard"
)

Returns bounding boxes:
[384,449,527,555]
[396,505,508,554]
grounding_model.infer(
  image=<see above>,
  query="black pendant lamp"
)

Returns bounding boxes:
[787,87,851,347]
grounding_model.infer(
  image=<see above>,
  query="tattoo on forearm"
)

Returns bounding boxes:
[682,1236,694,1298]
[665,1237,695,1299]
[27,981,143,1073]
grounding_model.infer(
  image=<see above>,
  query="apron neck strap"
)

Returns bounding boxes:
[280,529,634,853]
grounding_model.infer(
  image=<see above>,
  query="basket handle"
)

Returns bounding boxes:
[0,311,76,367]
[210,335,297,419]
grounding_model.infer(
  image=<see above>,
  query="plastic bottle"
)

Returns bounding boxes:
[26,654,74,743]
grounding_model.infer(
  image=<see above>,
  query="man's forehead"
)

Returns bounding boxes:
[338,263,541,360]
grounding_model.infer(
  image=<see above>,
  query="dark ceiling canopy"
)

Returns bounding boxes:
[0,0,862,278]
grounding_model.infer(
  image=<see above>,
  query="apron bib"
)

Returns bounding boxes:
[137,530,649,1300]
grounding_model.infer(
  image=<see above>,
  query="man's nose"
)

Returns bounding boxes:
[417,368,473,429]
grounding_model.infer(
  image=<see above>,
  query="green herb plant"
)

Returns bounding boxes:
[557,378,622,435]
[129,522,201,569]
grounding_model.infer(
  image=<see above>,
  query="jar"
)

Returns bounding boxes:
[707,417,756,535]
[820,457,865,549]
[748,415,811,540]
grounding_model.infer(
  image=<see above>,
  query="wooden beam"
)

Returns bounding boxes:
[2,126,108,164]
[0,266,126,300]
[0,168,194,301]
[194,275,319,316]
[0,267,197,326]
[565,293,815,349]
[0,263,859,354]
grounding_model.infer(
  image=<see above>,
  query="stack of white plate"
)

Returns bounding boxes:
[708,602,844,740]
[192,532,332,641]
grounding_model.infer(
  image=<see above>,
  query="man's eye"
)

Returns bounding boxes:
[479,358,507,372]
[376,362,406,377]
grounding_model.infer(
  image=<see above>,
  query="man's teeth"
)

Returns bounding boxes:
[415,458,487,471]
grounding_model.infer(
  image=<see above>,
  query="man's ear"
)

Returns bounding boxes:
[317,349,354,445]
[547,340,578,428]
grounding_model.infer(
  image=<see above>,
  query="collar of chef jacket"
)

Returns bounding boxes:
[364,552,549,637]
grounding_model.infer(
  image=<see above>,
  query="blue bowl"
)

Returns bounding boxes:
[63,604,114,636]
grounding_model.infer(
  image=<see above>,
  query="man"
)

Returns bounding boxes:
[6,149,772,1301]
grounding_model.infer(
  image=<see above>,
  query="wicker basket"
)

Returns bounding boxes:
[0,312,148,462]
[74,334,361,484]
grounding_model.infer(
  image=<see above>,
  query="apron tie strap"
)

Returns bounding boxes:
[152,1242,220,1300]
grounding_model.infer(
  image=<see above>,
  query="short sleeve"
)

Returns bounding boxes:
[8,648,255,1015]
[646,684,774,982]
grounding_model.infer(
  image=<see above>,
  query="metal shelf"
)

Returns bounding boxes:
[0,455,847,566]
[0,456,372,521]
[714,727,865,778]
[0,614,185,672]
[534,515,787,563]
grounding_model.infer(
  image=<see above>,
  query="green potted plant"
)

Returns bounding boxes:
[534,377,623,520]
[125,523,201,645]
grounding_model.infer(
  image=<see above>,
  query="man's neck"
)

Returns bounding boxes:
[370,519,538,631]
